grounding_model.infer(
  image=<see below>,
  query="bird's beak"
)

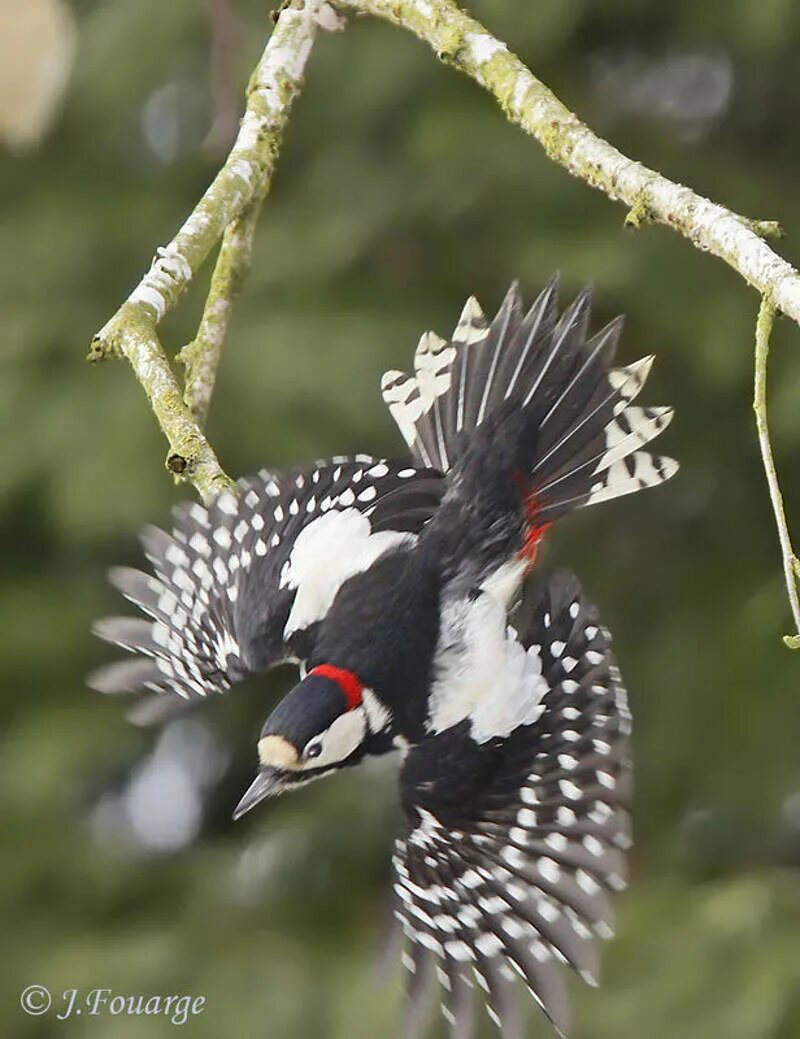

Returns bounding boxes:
[233,768,284,820]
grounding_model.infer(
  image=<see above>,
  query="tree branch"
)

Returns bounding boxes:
[336,0,800,329]
[332,0,800,646]
[90,0,800,650]
[177,196,264,426]
[89,0,345,500]
[753,298,800,648]
[94,302,235,497]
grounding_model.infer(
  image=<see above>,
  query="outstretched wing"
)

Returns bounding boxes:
[393,573,630,1038]
[89,458,444,705]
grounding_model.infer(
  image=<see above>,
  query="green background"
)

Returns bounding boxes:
[2,0,800,1036]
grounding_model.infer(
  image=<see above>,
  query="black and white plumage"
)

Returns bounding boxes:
[91,277,676,1035]
[394,573,629,1039]
[90,458,444,701]
[381,276,675,524]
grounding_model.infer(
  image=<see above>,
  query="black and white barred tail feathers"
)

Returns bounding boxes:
[92,278,675,710]
[89,458,444,703]
[394,572,631,1038]
[381,277,677,522]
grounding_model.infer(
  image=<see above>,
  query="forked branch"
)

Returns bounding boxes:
[88,0,344,499]
[90,0,800,641]
[178,196,265,426]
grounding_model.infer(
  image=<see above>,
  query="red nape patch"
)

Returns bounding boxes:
[514,475,552,569]
[309,665,363,711]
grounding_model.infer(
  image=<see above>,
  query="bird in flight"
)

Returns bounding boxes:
[91,277,677,1037]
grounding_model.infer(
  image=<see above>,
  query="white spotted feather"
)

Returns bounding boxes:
[396,573,631,1038]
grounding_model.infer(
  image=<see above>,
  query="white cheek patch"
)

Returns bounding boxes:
[281,509,415,638]
[362,688,392,732]
[301,706,367,770]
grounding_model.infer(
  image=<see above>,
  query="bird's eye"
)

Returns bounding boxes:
[304,739,323,760]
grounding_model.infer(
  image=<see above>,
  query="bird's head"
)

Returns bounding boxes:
[233,665,390,819]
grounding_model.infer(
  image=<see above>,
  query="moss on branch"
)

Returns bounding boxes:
[89,304,236,500]
[90,0,800,642]
[333,0,800,644]
[178,197,265,426]
[336,0,800,329]
[89,1,344,499]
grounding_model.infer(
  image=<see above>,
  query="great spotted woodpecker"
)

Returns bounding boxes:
[91,277,677,1036]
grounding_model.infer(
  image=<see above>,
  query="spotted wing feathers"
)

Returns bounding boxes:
[381,277,676,518]
[394,572,630,1037]
[89,459,444,704]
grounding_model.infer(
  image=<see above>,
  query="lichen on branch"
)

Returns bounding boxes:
[178,196,264,427]
[89,304,235,501]
[336,0,800,329]
[91,0,800,643]
[89,0,344,499]
[111,0,343,328]
[333,0,800,643]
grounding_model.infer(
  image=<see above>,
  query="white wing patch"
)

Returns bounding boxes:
[281,509,415,638]
[427,592,548,741]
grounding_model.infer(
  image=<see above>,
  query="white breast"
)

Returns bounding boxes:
[426,589,548,743]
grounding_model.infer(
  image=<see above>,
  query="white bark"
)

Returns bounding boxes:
[91,0,800,640]
[90,0,344,500]
[339,0,800,327]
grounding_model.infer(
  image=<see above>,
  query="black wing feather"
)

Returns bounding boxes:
[393,572,630,1037]
[90,458,444,707]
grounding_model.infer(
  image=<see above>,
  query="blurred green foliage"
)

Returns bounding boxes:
[1,0,800,1036]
